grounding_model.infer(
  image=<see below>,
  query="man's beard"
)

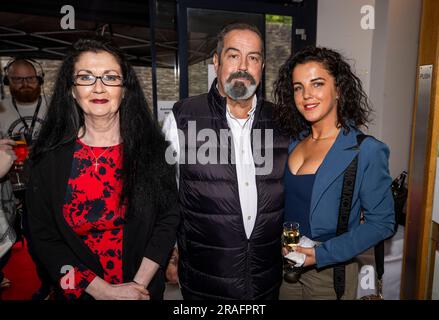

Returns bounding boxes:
[10,86,41,103]
[224,71,258,101]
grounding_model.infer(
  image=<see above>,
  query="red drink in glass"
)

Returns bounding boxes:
[12,135,29,164]
[13,138,28,163]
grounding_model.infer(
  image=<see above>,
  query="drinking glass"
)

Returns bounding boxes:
[282,221,300,251]
[282,221,303,283]
[8,132,28,191]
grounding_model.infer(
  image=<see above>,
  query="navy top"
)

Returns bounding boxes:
[284,165,315,239]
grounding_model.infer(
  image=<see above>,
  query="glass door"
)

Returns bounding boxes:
[177,0,317,100]
[186,8,264,97]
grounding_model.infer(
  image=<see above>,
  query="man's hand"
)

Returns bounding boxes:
[165,248,179,284]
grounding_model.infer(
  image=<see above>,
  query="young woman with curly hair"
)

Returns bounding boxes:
[273,47,394,300]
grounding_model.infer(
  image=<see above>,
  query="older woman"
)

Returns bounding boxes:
[26,38,179,300]
[273,47,395,299]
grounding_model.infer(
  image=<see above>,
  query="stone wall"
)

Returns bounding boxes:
[265,22,292,101]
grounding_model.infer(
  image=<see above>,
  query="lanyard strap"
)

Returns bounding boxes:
[11,96,42,143]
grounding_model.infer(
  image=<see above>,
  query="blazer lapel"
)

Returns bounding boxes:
[310,129,360,217]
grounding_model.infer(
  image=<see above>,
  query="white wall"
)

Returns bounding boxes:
[317,0,375,95]
[316,0,421,178]
[372,0,421,178]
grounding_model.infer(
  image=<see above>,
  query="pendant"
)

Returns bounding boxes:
[94,161,99,172]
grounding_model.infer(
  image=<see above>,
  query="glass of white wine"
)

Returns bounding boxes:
[282,221,300,251]
[282,221,302,283]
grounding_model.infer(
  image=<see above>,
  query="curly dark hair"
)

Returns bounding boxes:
[30,37,176,219]
[273,46,372,139]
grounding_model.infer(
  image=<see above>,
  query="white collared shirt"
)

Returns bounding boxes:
[162,95,258,239]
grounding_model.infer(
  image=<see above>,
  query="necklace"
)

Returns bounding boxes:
[87,145,111,172]
[310,135,337,141]
[310,129,340,141]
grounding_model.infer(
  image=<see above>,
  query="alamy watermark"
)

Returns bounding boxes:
[361,5,375,30]
[60,264,75,290]
[165,121,274,175]
[359,265,377,290]
[60,5,75,30]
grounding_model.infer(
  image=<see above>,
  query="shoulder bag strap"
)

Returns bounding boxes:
[356,134,384,281]
[333,154,358,300]
[333,133,379,299]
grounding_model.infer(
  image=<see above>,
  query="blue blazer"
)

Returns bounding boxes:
[287,127,395,268]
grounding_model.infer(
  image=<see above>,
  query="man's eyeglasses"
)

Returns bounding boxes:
[73,74,124,87]
[9,76,39,84]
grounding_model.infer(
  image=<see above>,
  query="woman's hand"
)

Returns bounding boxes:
[87,277,150,300]
[294,246,316,267]
[0,139,16,178]
[106,282,150,300]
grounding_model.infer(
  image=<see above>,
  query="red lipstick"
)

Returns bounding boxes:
[91,99,109,104]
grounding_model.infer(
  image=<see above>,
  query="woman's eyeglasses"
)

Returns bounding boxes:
[73,74,123,87]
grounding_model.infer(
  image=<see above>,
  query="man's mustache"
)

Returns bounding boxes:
[226,71,256,85]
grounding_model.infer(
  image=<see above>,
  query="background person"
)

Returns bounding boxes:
[0,137,16,291]
[0,58,47,143]
[0,58,52,300]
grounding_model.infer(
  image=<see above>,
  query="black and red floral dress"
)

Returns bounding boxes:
[61,139,125,299]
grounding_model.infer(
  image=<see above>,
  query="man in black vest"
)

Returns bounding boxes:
[163,22,289,299]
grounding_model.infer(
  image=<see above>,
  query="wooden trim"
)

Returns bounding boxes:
[401,45,420,301]
[427,222,439,297]
[417,14,439,298]
[419,50,439,299]
[402,0,439,300]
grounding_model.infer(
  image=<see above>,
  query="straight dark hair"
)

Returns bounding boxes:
[31,37,175,219]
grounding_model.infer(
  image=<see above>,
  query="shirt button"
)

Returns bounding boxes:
[245,182,249,186]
